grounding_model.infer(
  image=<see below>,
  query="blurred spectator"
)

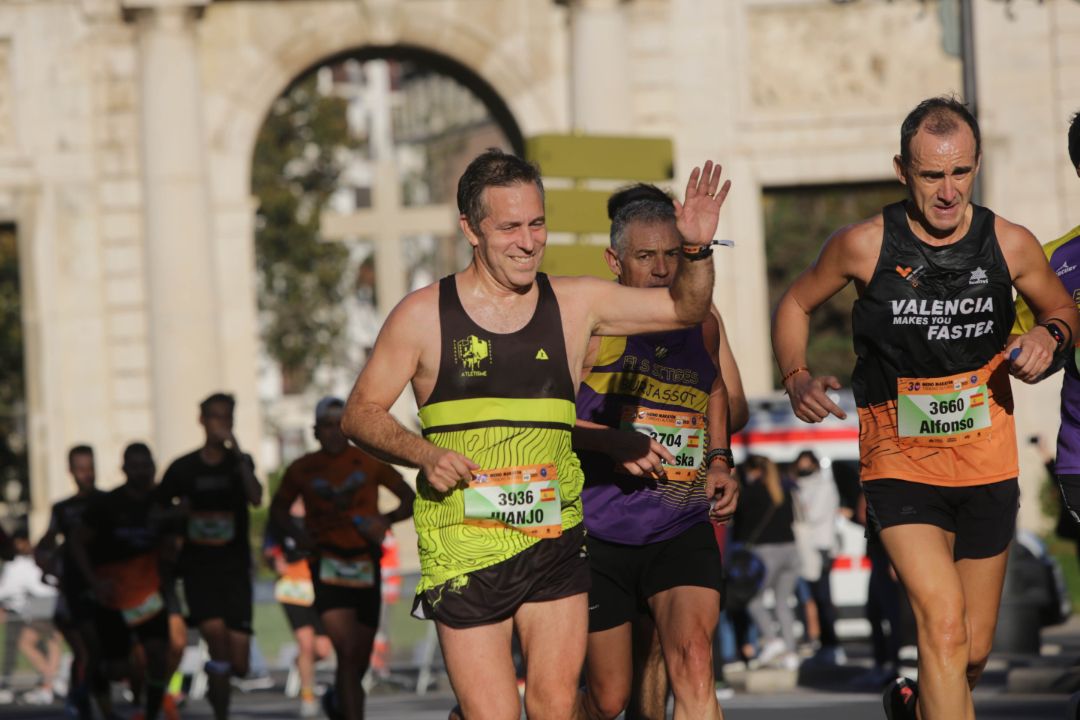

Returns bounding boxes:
[0,528,61,705]
[731,455,800,670]
[34,444,99,718]
[792,450,845,665]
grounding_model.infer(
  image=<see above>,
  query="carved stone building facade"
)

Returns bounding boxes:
[1,0,1078,535]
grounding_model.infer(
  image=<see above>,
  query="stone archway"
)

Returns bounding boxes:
[196,1,565,459]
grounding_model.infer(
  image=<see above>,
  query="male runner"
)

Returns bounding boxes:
[271,396,415,720]
[772,96,1080,720]
[70,443,175,720]
[573,184,739,720]
[157,393,262,720]
[341,148,729,719]
[34,445,100,719]
[1015,110,1080,518]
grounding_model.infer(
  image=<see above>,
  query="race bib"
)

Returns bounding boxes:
[463,464,562,539]
[620,407,705,481]
[188,512,235,546]
[897,363,994,447]
[319,556,375,588]
[274,578,315,606]
[121,591,163,627]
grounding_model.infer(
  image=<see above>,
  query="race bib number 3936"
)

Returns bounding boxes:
[620,407,705,481]
[463,464,562,539]
[896,364,994,447]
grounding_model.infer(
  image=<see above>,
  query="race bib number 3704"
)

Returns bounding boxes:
[620,407,705,481]
[896,363,994,447]
[463,464,562,539]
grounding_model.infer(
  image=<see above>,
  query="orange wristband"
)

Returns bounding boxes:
[781,366,810,383]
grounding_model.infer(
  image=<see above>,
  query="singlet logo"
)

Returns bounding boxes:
[1057,261,1077,277]
[969,267,989,285]
[535,348,549,360]
[453,335,492,377]
[896,265,926,288]
[655,346,670,360]
[1073,289,1080,304]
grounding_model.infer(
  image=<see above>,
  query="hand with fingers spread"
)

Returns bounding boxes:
[784,370,848,424]
[675,159,731,247]
[1005,326,1057,383]
[609,429,675,479]
[707,464,738,524]
[422,447,479,493]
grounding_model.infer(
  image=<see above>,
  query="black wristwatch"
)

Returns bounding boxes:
[1041,320,1067,352]
[705,448,734,468]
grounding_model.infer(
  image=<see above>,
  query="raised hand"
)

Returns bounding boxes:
[674,160,731,247]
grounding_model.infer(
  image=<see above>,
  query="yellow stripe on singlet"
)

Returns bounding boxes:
[582,372,710,414]
[419,397,576,431]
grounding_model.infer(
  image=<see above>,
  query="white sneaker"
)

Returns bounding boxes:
[0,688,13,704]
[21,687,54,705]
[714,681,735,701]
[778,652,800,671]
[299,698,319,717]
[757,638,787,665]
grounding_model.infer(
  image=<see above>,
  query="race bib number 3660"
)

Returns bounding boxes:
[897,364,993,447]
[620,407,705,481]
[463,464,562,539]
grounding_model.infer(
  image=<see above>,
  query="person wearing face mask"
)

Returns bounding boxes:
[792,450,844,665]
[731,455,800,670]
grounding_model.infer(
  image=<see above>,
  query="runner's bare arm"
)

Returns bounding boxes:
[773,220,878,423]
[341,290,478,493]
[700,315,738,523]
[1000,219,1080,383]
[715,309,749,432]
[268,472,313,551]
[572,419,675,478]
[32,513,59,572]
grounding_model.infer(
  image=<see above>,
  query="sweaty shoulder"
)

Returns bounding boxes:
[821,214,883,284]
[992,215,1041,277]
[385,283,439,338]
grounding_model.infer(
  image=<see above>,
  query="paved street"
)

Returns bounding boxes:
[0,686,1070,719]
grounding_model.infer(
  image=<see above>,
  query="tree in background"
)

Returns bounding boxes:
[252,75,360,393]
[764,182,904,388]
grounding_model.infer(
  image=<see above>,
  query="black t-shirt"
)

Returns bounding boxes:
[47,490,103,593]
[157,449,254,571]
[83,487,163,567]
[731,479,796,545]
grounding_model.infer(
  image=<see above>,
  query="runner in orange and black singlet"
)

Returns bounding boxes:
[271,397,414,720]
[772,97,1079,720]
[852,200,1022,559]
[70,443,176,720]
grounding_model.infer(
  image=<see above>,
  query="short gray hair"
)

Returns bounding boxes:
[609,198,676,257]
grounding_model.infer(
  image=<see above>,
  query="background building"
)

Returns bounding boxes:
[0,0,1077,559]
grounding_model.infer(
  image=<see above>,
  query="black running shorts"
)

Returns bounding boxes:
[281,602,326,634]
[183,566,253,633]
[95,605,168,661]
[862,477,1018,560]
[412,523,591,629]
[309,556,381,628]
[586,522,723,633]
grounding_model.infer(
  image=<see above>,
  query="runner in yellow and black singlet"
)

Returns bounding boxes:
[342,149,730,719]
[772,97,1080,720]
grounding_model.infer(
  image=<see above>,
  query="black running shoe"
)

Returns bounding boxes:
[321,686,344,720]
[882,677,918,720]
